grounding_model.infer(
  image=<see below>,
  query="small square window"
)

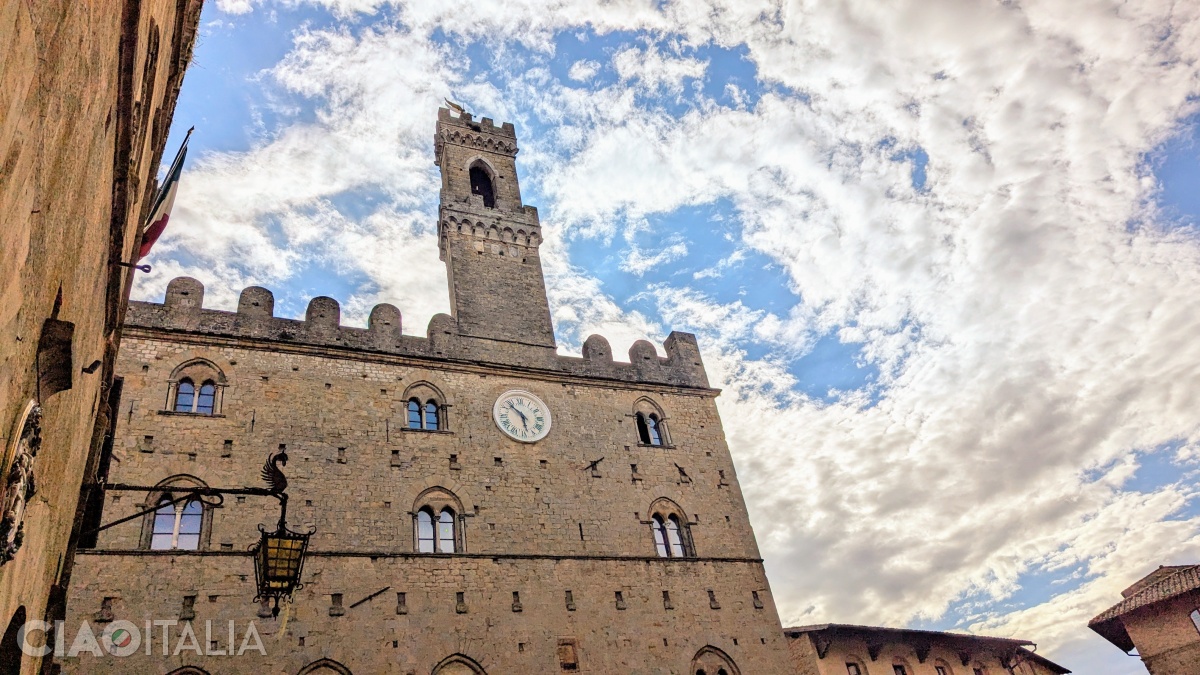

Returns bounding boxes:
[936,667,947,675]
[893,667,908,675]
[846,665,862,675]
[1191,608,1200,634]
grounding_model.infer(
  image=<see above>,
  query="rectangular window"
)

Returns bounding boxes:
[893,667,907,675]
[1191,608,1200,634]
[846,665,861,675]
[936,668,947,675]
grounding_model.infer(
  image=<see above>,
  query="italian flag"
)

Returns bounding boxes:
[137,127,192,260]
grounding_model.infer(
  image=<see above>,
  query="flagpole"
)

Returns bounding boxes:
[145,126,194,228]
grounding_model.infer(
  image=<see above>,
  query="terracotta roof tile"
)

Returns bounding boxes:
[1090,564,1200,625]
[1088,564,1200,653]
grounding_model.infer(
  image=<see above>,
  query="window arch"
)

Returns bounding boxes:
[401,382,447,432]
[647,498,694,558]
[469,163,495,208]
[141,475,213,551]
[633,398,670,446]
[413,487,464,554]
[166,358,227,416]
[297,658,353,674]
[691,646,739,675]
[933,659,955,675]
[432,653,487,674]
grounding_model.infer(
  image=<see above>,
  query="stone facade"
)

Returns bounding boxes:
[784,625,1069,675]
[57,109,792,674]
[0,1,202,672]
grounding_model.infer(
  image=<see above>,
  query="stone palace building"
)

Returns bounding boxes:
[56,107,793,674]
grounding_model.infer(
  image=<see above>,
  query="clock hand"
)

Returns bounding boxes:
[506,401,530,428]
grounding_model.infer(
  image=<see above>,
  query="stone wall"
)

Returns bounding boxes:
[1124,591,1200,674]
[0,1,201,672]
[65,554,786,674]
[59,293,790,672]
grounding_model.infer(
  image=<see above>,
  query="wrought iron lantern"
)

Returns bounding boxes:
[251,520,310,617]
[250,449,312,617]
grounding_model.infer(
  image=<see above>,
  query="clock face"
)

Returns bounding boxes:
[493,390,552,443]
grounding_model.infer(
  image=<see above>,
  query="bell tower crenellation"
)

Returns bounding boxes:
[434,107,556,349]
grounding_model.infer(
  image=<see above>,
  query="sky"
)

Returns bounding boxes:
[143,1,1200,672]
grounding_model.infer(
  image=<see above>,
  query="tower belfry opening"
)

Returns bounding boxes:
[469,165,495,208]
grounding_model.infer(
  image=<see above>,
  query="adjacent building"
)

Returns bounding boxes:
[0,1,202,672]
[1089,564,1200,673]
[784,624,1069,675]
[57,108,794,674]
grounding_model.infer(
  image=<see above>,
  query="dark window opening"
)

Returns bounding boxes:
[438,508,456,553]
[647,414,662,445]
[196,381,216,415]
[425,400,440,430]
[636,412,651,444]
[417,508,436,552]
[470,165,495,208]
[175,380,195,412]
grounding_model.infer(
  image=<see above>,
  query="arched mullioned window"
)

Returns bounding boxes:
[402,382,448,432]
[648,498,693,558]
[413,487,464,554]
[633,398,670,446]
[167,359,227,415]
[416,507,457,553]
[174,379,217,415]
[141,475,213,551]
[150,496,203,550]
[636,412,664,445]
[407,398,441,430]
[469,164,495,208]
[652,514,688,558]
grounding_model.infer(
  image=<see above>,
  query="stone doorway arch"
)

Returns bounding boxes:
[431,653,487,674]
[298,658,352,674]
[691,645,741,675]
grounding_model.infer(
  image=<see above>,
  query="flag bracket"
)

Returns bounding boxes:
[114,261,152,273]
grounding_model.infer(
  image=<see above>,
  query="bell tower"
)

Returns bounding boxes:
[434,107,556,349]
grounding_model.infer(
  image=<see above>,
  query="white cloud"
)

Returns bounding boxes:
[613,44,708,94]
[567,59,601,82]
[155,1,1200,671]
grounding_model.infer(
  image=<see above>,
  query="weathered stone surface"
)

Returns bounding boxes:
[0,1,201,672]
[59,109,788,674]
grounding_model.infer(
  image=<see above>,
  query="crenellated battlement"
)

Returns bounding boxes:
[126,278,711,390]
